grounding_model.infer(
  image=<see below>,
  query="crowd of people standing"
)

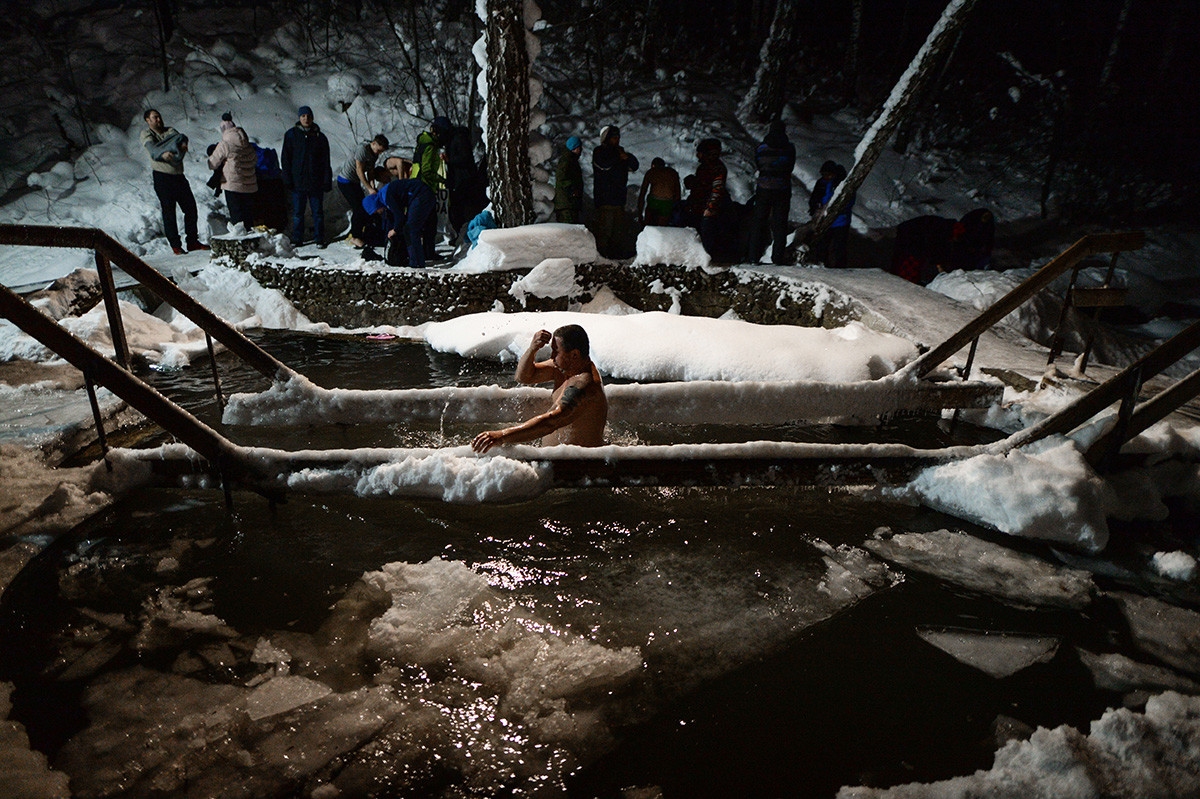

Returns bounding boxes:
[146,106,985,276]
[551,120,854,267]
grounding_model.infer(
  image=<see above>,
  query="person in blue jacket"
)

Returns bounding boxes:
[808,160,855,268]
[280,106,332,247]
[363,178,436,268]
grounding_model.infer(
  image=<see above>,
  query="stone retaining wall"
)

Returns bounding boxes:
[217,238,863,329]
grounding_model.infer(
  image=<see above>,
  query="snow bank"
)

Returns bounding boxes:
[424,310,918,383]
[451,223,603,273]
[633,226,712,268]
[838,692,1200,799]
[508,257,580,305]
[899,438,1116,551]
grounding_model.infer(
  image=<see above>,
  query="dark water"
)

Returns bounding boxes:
[0,332,1132,798]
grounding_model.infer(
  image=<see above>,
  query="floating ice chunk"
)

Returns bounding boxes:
[837,691,1200,799]
[865,529,1095,610]
[0,681,71,798]
[634,226,711,268]
[1075,648,1200,695]
[251,637,292,667]
[1110,591,1200,678]
[916,628,1059,679]
[363,558,641,719]
[1151,551,1197,581]
[246,675,332,722]
[899,438,1116,551]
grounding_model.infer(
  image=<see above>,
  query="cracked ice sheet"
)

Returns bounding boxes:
[916,628,1059,679]
[864,529,1095,610]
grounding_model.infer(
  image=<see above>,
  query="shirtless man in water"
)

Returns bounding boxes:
[471,324,607,453]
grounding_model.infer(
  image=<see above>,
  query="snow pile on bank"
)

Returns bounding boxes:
[1152,551,1197,581]
[838,691,1200,799]
[508,257,581,305]
[1,261,322,367]
[634,226,712,268]
[899,437,1116,551]
[452,223,604,273]
[425,310,918,382]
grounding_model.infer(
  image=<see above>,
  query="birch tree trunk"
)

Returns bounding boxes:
[804,0,978,256]
[739,0,801,123]
[485,0,533,227]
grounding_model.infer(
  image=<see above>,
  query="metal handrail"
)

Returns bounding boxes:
[906,231,1145,379]
[0,224,297,382]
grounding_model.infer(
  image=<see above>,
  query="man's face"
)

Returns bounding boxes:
[551,336,581,371]
[299,113,314,127]
[371,141,386,155]
[146,111,163,131]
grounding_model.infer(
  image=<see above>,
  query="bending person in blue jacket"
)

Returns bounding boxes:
[363,178,436,268]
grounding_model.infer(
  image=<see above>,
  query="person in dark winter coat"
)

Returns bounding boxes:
[207,112,258,229]
[413,115,452,260]
[889,208,995,285]
[748,120,796,265]
[337,133,389,247]
[363,178,436,269]
[808,160,855,268]
[591,125,639,257]
[685,138,729,257]
[445,125,486,234]
[140,108,206,254]
[553,136,584,223]
[280,105,332,246]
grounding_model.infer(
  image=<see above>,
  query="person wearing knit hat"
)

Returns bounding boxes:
[553,136,585,223]
[208,111,258,229]
[412,116,452,260]
[362,177,436,268]
[281,105,332,247]
[591,125,639,257]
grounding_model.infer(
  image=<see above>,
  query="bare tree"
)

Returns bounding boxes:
[843,0,864,104]
[485,0,533,227]
[804,0,979,257]
[739,0,802,123]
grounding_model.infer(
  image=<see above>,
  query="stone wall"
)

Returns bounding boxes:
[219,241,863,329]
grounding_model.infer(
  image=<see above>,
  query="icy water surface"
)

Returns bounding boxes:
[0,332,1129,797]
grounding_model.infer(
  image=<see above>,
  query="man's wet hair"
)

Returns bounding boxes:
[554,324,589,359]
[373,134,390,148]
[651,157,665,168]
[143,108,158,120]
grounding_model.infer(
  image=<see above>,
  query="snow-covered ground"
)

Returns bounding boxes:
[2,7,1199,799]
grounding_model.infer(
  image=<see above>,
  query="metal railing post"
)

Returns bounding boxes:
[94,251,131,370]
[83,366,113,471]
[206,332,225,413]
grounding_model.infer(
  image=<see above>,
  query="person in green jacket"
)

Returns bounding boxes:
[412,116,451,260]
[553,136,584,223]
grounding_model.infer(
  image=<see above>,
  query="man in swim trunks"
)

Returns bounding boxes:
[637,157,681,226]
[471,325,607,452]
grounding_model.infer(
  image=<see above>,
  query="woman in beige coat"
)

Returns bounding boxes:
[207,113,258,229]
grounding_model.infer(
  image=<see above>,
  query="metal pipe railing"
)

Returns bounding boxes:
[907,231,1145,379]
